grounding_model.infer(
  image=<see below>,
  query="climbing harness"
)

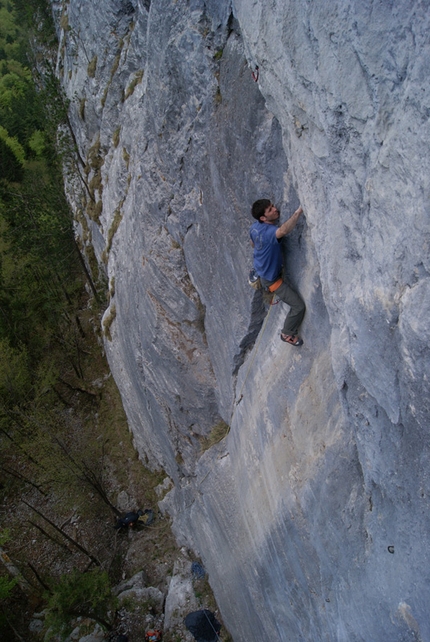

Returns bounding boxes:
[249,266,282,295]
[268,277,283,292]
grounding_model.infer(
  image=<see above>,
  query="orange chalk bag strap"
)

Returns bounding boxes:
[268,277,282,292]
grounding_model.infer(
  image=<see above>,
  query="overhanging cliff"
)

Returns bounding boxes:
[53,0,430,639]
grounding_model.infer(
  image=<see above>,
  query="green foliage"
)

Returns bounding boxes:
[45,568,115,637]
[0,338,31,408]
[0,166,80,357]
[0,124,25,164]
[124,69,143,99]
[28,129,45,156]
[112,126,121,148]
[0,3,20,60]
[0,128,24,180]
[0,527,11,546]
[0,0,47,165]
[103,204,124,262]
[87,55,97,78]
[0,575,17,599]
[200,420,230,451]
[0,0,86,423]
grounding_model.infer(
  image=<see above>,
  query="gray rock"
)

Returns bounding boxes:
[114,571,164,612]
[116,490,133,511]
[113,570,147,596]
[117,585,164,611]
[29,617,44,634]
[54,0,430,640]
[164,548,199,632]
[155,476,173,499]
[64,620,104,642]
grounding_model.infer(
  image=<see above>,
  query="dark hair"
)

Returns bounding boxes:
[251,199,271,220]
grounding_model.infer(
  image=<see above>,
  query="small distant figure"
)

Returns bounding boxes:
[114,510,143,529]
[185,609,221,642]
[145,630,162,641]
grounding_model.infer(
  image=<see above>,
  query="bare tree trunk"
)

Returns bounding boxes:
[0,427,41,467]
[57,377,97,397]
[75,314,86,339]
[0,547,34,596]
[23,501,100,566]
[54,438,121,517]
[29,520,73,555]
[27,561,51,593]
[1,465,47,496]
[69,608,113,631]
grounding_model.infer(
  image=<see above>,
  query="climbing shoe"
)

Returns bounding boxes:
[281,333,303,346]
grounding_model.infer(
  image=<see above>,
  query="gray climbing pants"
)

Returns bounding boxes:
[261,276,306,336]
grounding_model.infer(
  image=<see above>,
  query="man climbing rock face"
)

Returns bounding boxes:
[250,199,306,346]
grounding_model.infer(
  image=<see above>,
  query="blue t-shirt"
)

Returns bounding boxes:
[250,221,282,281]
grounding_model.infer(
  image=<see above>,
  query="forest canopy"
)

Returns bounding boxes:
[0,0,81,381]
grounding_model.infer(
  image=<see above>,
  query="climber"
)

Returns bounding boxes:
[250,199,306,346]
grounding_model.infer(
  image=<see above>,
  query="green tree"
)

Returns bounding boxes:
[45,568,115,637]
[0,575,17,599]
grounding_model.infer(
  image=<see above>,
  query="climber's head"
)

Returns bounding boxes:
[252,199,270,220]
[252,199,279,223]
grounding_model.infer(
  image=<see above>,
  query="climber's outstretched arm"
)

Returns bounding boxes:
[275,206,303,239]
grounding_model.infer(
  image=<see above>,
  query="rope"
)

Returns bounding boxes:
[202,609,222,641]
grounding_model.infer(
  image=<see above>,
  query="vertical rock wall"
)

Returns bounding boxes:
[54,0,430,640]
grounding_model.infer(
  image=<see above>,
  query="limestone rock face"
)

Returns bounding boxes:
[54,0,430,640]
